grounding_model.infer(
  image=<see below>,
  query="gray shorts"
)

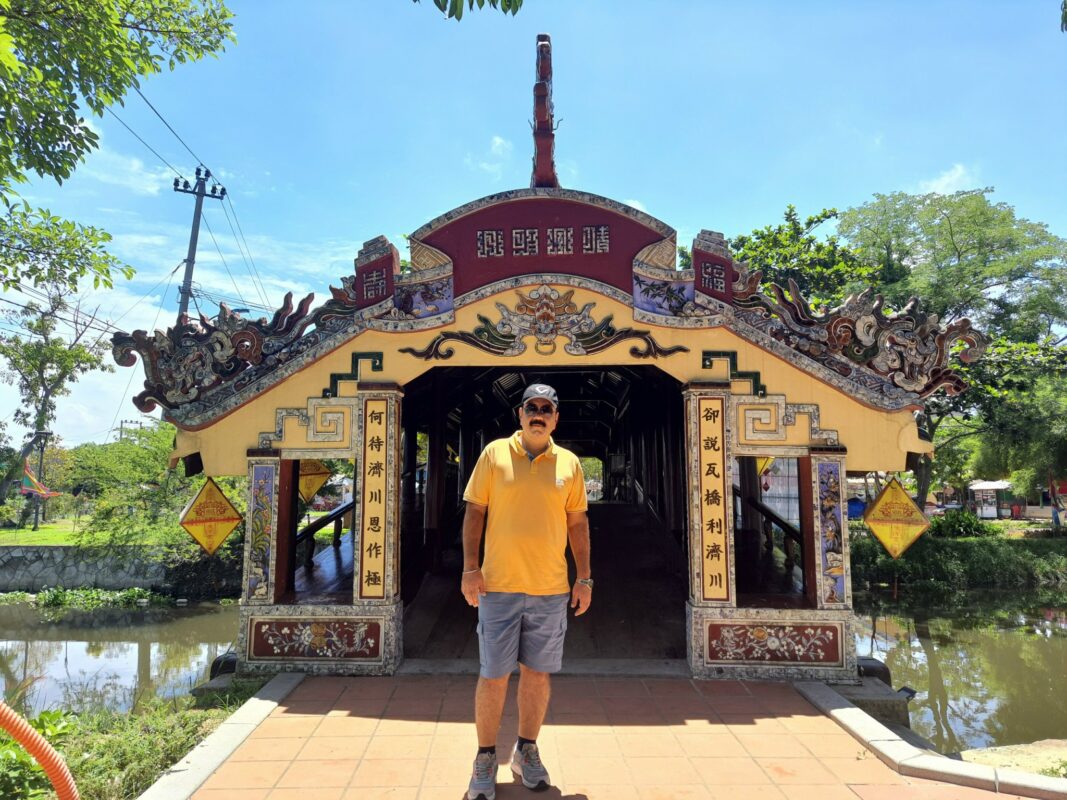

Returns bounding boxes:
[477,592,569,679]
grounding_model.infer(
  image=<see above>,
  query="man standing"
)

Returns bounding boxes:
[461,382,591,800]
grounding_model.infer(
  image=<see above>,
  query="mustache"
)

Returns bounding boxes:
[530,420,546,427]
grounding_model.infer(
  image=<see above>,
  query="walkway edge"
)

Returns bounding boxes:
[795,681,1067,800]
[135,671,306,800]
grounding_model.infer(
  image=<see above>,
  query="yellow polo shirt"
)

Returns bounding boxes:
[463,431,588,595]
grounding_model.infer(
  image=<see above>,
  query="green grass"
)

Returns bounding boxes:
[0,518,81,545]
[0,519,172,546]
[1,676,270,800]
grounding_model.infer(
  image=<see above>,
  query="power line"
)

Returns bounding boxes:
[104,267,177,444]
[109,261,185,329]
[220,198,270,309]
[104,106,185,179]
[0,294,119,338]
[191,287,273,313]
[133,86,206,168]
[200,211,248,308]
[225,193,271,306]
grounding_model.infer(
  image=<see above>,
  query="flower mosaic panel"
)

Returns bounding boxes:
[633,274,700,317]
[388,276,454,320]
[249,617,381,660]
[706,621,842,666]
[817,460,847,605]
[245,462,274,602]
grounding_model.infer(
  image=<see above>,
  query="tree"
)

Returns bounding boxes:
[928,341,1067,504]
[78,421,247,566]
[731,191,1067,506]
[837,190,1067,505]
[729,205,874,308]
[0,0,235,289]
[0,285,112,504]
[414,0,522,21]
[837,190,1067,341]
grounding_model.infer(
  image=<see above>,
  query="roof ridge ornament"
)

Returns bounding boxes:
[531,33,560,189]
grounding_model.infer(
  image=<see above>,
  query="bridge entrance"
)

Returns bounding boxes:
[398,366,689,661]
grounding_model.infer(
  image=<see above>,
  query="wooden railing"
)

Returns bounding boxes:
[295,500,354,571]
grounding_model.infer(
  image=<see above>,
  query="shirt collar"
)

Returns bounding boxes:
[510,430,556,460]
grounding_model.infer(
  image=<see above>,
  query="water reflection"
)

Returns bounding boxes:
[855,590,1067,753]
[0,603,238,715]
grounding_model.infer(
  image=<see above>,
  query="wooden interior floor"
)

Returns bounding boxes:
[402,502,690,660]
[291,534,354,603]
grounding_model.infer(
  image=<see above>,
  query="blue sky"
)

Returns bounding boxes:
[5,0,1067,445]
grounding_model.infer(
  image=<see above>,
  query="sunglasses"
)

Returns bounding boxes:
[523,402,555,415]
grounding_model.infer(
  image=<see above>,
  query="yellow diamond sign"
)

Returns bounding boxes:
[863,477,930,559]
[180,478,243,556]
[298,459,331,503]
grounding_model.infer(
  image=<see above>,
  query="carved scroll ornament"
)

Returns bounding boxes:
[731,268,987,398]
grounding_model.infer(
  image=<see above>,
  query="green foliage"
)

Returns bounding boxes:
[0,0,234,190]
[730,205,872,308]
[0,591,32,604]
[851,529,1067,591]
[1042,760,1067,779]
[34,586,165,610]
[0,1,234,291]
[0,709,75,800]
[835,191,1067,506]
[837,190,1067,335]
[0,204,130,291]
[0,673,267,799]
[78,421,247,568]
[928,509,995,538]
[1008,467,1040,503]
[415,0,522,21]
[57,677,266,800]
[0,284,113,506]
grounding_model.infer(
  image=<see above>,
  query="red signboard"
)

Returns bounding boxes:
[418,196,669,297]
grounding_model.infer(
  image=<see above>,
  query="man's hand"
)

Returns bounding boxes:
[461,568,487,607]
[570,581,592,615]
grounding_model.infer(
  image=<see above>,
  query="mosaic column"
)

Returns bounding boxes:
[350,383,404,671]
[242,456,280,606]
[810,449,852,610]
[683,383,737,677]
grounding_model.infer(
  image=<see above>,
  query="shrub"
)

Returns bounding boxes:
[0,709,75,799]
[851,530,1067,591]
[928,509,995,538]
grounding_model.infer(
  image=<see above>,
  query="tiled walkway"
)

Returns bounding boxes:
[190,675,1027,800]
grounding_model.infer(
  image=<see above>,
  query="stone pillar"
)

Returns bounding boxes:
[242,455,280,605]
[683,383,736,677]
[809,449,852,610]
[237,387,406,677]
[350,383,405,672]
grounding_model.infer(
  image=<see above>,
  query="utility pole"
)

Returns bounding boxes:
[174,167,226,323]
[119,419,143,442]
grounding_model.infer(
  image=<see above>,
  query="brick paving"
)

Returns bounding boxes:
[189,675,1028,800]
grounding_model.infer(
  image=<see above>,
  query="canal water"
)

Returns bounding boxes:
[0,602,238,715]
[1,593,1064,756]
[854,590,1067,754]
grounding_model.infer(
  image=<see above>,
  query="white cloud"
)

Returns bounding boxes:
[918,163,978,194]
[489,135,512,158]
[0,213,386,444]
[624,198,648,213]
[464,135,514,181]
[79,145,184,196]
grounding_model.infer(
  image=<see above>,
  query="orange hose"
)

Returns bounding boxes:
[0,700,79,800]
